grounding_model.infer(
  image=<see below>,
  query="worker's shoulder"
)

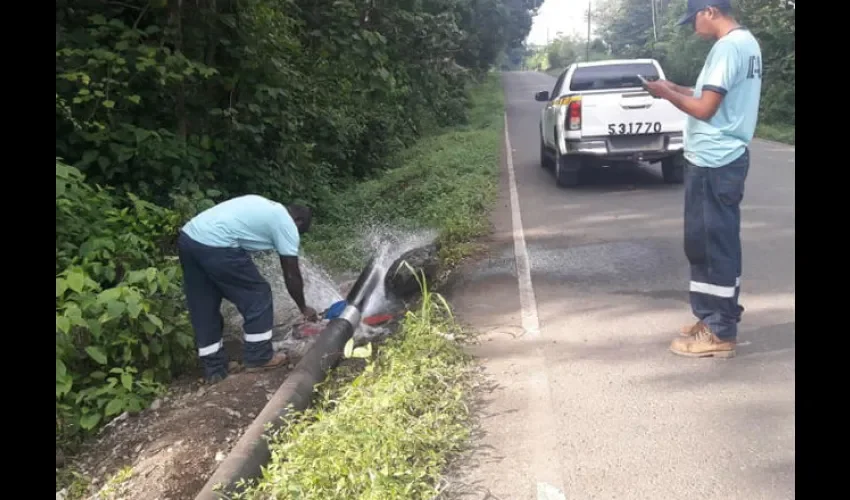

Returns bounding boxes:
[720,27,761,53]
[226,193,273,205]
[223,194,285,213]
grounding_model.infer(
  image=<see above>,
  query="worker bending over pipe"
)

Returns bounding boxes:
[177,194,319,384]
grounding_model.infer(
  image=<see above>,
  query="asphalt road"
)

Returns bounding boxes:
[446,71,795,500]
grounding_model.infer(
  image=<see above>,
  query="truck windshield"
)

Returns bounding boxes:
[569,63,660,91]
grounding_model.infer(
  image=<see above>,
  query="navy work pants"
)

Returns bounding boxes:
[684,149,749,340]
[177,231,275,378]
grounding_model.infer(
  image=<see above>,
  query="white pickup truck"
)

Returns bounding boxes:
[535,58,688,187]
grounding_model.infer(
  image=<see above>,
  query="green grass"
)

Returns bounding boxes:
[302,73,504,273]
[232,276,473,499]
[756,122,795,145]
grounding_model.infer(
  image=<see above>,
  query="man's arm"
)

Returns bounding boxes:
[664,81,695,96]
[270,206,317,320]
[280,255,317,320]
[280,256,306,311]
[662,88,724,121]
[645,79,722,120]
[649,42,740,121]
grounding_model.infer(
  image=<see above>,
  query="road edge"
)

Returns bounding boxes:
[503,111,567,497]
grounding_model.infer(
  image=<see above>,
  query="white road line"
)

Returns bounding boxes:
[503,113,566,498]
[504,115,540,338]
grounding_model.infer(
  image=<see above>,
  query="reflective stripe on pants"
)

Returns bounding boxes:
[684,149,750,340]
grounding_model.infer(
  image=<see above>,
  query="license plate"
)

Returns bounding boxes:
[607,122,662,135]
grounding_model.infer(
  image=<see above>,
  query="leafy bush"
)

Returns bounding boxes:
[56,159,195,449]
[55,0,533,207]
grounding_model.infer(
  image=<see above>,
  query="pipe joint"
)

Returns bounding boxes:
[339,304,362,327]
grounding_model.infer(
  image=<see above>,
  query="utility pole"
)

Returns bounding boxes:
[651,0,658,42]
[586,0,591,61]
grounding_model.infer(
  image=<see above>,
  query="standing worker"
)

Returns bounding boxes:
[643,0,762,358]
[177,194,319,383]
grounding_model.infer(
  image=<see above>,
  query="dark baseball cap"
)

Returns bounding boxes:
[677,0,732,26]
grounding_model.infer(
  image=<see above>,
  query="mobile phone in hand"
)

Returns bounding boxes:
[637,74,661,98]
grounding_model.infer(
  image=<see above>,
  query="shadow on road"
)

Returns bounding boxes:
[536,159,682,194]
[556,161,681,190]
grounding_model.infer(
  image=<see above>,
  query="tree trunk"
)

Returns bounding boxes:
[170,0,188,141]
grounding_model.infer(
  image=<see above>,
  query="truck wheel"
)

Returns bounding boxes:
[539,137,551,169]
[555,155,582,188]
[661,154,685,184]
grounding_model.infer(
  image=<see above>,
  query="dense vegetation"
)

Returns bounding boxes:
[303,74,504,273]
[524,0,795,143]
[56,0,534,452]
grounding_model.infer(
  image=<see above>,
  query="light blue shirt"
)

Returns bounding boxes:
[684,27,762,168]
[181,195,300,256]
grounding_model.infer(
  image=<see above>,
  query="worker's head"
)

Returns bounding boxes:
[287,204,313,234]
[677,0,736,40]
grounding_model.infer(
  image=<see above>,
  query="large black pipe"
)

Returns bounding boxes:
[195,258,383,500]
[345,257,381,311]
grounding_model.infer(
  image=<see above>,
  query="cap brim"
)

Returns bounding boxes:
[676,12,696,26]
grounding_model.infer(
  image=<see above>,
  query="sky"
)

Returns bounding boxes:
[526,0,597,47]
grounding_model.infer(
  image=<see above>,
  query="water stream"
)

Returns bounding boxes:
[221,225,437,356]
[359,224,438,317]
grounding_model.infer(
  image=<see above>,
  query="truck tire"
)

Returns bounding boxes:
[540,137,551,169]
[555,154,582,188]
[661,153,685,184]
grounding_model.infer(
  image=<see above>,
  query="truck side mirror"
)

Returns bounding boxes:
[534,90,550,102]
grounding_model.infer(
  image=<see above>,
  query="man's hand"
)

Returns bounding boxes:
[301,306,318,322]
[644,79,672,99]
[643,79,720,121]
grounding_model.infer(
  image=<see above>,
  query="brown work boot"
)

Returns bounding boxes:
[669,324,736,358]
[244,352,289,373]
[679,320,704,337]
